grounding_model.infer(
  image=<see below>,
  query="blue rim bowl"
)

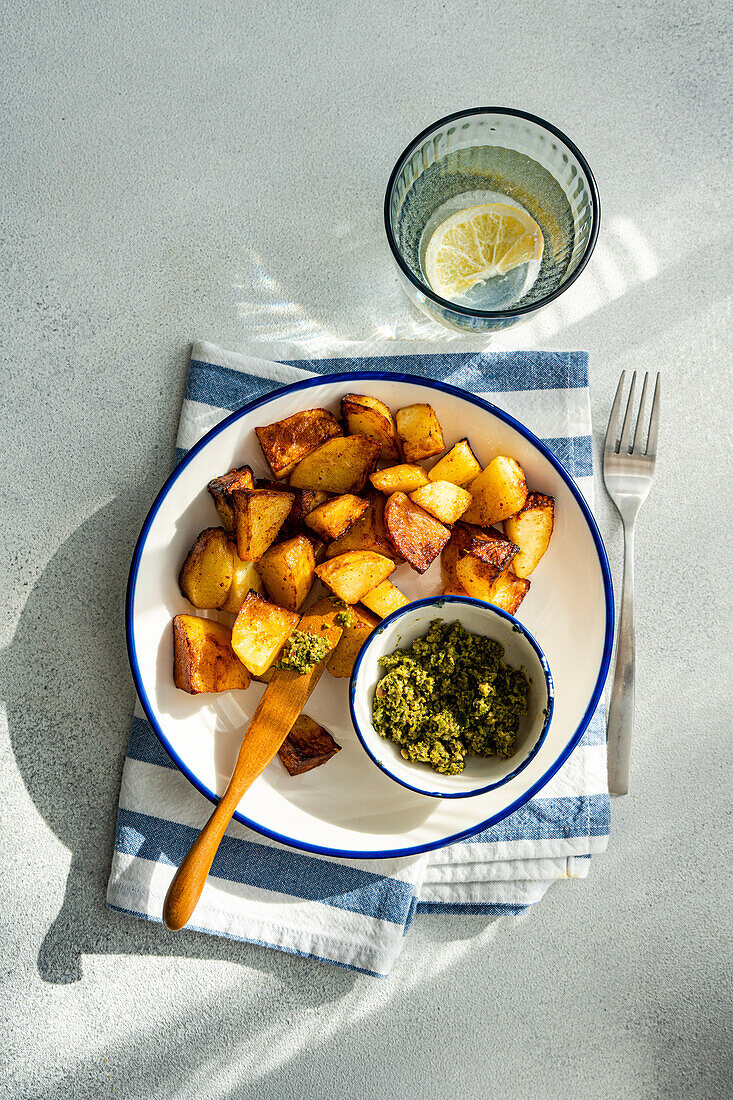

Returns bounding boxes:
[349,595,555,799]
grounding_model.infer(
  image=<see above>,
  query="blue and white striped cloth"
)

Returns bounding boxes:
[107,339,610,977]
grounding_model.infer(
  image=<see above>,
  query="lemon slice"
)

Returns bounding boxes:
[425,203,544,299]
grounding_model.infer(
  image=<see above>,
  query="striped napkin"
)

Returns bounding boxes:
[107,339,610,977]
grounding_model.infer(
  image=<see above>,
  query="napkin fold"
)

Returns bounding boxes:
[108,339,610,976]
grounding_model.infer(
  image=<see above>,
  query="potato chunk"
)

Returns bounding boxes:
[221,543,265,613]
[383,492,450,574]
[487,569,531,614]
[442,522,518,595]
[255,535,316,611]
[503,492,555,577]
[360,580,409,619]
[277,715,341,775]
[231,591,300,676]
[409,481,472,524]
[369,463,430,495]
[289,436,381,494]
[455,525,520,600]
[341,394,401,462]
[325,489,397,560]
[230,488,295,561]
[255,479,330,536]
[255,408,342,478]
[173,615,250,694]
[304,494,369,541]
[315,551,396,604]
[395,403,445,463]
[207,466,255,532]
[462,456,528,527]
[427,439,482,487]
[178,527,234,609]
[327,604,380,678]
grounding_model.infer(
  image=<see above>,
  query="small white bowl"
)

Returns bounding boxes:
[350,596,554,799]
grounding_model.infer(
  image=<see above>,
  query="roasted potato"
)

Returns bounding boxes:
[442,585,467,597]
[503,492,555,577]
[179,527,234,609]
[231,590,300,677]
[455,525,520,600]
[255,408,342,478]
[395,403,445,463]
[427,439,482,487]
[369,463,430,495]
[327,604,380,677]
[277,715,341,775]
[230,488,295,561]
[383,492,450,574]
[255,479,330,536]
[341,394,401,462]
[304,494,369,541]
[173,615,250,694]
[442,522,518,593]
[462,456,528,527]
[487,569,531,614]
[325,489,397,560]
[255,535,316,611]
[360,580,409,619]
[221,543,265,613]
[315,550,396,604]
[207,466,255,532]
[289,435,381,494]
[409,480,472,525]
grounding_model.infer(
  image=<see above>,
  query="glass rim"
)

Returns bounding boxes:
[383,105,601,320]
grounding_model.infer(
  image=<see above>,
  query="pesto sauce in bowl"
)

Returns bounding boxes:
[372,619,529,775]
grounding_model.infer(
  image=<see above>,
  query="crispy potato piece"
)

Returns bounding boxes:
[341,394,401,462]
[315,551,396,604]
[442,523,517,592]
[428,439,482,487]
[325,489,397,560]
[462,456,528,526]
[487,569,531,614]
[173,615,250,693]
[383,492,450,574]
[442,585,467,597]
[289,435,381,494]
[255,535,316,611]
[409,481,472,524]
[255,409,342,478]
[231,591,300,677]
[327,604,380,678]
[360,580,409,619]
[277,715,341,775]
[503,492,555,577]
[221,543,265,613]
[304,494,369,541]
[255,479,330,536]
[231,488,295,561]
[455,526,520,599]
[369,463,430,495]
[207,466,255,532]
[395,403,445,463]
[179,527,234,609]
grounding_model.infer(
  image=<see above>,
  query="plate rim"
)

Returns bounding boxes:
[126,369,614,859]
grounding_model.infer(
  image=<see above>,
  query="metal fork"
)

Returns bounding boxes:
[603,370,660,795]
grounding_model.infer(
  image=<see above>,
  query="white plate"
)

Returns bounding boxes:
[127,373,613,859]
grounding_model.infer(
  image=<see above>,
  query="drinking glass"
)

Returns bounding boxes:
[384,107,600,333]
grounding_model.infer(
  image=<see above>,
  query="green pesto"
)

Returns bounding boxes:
[275,630,333,674]
[335,609,356,628]
[372,619,529,775]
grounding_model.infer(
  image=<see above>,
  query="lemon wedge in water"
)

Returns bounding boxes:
[424,203,544,300]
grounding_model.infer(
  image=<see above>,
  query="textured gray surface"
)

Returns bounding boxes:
[2,1,732,1097]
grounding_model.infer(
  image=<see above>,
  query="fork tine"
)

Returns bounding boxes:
[604,371,626,454]
[632,372,650,452]
[645,373,661,457]
[618,371,637,453]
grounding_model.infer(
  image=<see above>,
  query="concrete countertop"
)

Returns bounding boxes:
[3,2,730,1097]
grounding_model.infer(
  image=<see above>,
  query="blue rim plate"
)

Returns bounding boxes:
[350,595,555,798]
[126,370,614,859]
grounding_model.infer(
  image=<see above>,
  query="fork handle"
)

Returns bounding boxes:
[606,522,635,795]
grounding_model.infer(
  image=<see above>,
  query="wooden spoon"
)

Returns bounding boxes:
[162,599,343,931]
